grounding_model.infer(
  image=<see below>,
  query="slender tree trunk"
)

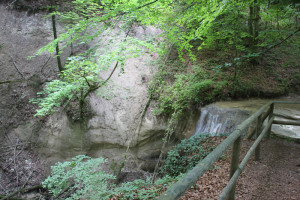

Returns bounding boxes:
[79,89,85,123]
[79,100,84,122]
[70,35,74,56]
[233,48,238,83]
[253,0,260,49]
[248,0,260,64]
[248,3,254,49]
[276,7,280,30]
[51,0,63,72]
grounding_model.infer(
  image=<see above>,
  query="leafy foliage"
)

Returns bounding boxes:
[43,155,184,200]
[43,155,115,200]
[160,134,215,177]
[31,0,299,120]
[150,64,227,117]
[31,33,152,119]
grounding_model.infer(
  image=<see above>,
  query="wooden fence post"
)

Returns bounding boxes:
[267,103,274,139]
[228,136,241,200]
[255,114,262,161]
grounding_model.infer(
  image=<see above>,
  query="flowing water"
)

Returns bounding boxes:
[194,105,249,136]
[194,95,300,139]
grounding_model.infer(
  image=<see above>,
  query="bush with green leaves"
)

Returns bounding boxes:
[43,155,116,200]
[160,134,215,177]
[43,155,184,200]
[150,65,227,117]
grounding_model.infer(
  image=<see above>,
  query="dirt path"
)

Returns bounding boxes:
[179,138,300,200]
[236,138,300,200]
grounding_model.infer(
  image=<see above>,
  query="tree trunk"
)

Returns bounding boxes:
[79,89,85,123]
[253,0,260,49]
[248,0,260,64]
[51,0,63,72]
[248,3,254,49]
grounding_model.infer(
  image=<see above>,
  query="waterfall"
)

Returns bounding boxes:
[194,105,249,136]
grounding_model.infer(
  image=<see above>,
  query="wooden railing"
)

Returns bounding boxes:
[158,101,300,200]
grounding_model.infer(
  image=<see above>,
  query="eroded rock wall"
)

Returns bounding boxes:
[0,3,199,186]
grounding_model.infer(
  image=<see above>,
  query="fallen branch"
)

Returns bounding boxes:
[0,196,23,200]
[22,171,34,188]
[0,176,7,195]
[4,145,25,171]
[0,80,24,85]
[5,0,18,9]
[13,140,19,186]
[10,56,25,79]
[14,147,19,186]
[0,142,31,149]
[0,185,42,200]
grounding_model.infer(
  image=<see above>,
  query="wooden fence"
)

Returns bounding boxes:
[158,101,300,200]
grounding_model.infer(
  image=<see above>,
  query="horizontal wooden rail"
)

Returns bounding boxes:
[273,119,300,126]
[272,101,300,104]
[273,113,300,121]
[158,101,299,200]
[218,116,274,200]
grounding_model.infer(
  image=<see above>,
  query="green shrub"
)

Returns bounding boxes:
[151,66,227,117]
[43,155,184,199]
[115,175,183,199]
[43,155,116,200]
[160,134,215,177]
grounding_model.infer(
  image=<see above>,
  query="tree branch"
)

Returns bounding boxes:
[83,76,92,88]
[5,0,18,9]
[236,28,300,64]
[83,21,134,100]
[262,28,300,54]
[118,0,159,16]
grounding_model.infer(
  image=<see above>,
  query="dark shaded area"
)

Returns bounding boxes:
[1,0,51,13]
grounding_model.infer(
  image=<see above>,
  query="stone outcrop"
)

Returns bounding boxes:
[0,4,199,175]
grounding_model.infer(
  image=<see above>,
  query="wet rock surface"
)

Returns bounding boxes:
[194,105,249,136]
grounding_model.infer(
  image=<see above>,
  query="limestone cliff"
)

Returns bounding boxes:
[0,4,198,188]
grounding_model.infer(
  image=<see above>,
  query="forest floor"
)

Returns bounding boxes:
[180,137,300,200]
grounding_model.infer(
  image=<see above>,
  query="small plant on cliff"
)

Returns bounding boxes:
[149,64,227,118]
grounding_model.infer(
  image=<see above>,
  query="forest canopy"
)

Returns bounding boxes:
[29,0,299,121]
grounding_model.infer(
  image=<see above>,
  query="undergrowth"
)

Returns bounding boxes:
[43,135,222,199]
[43,155,183,200]
[149,63,228,118]
[159,134,216,177]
